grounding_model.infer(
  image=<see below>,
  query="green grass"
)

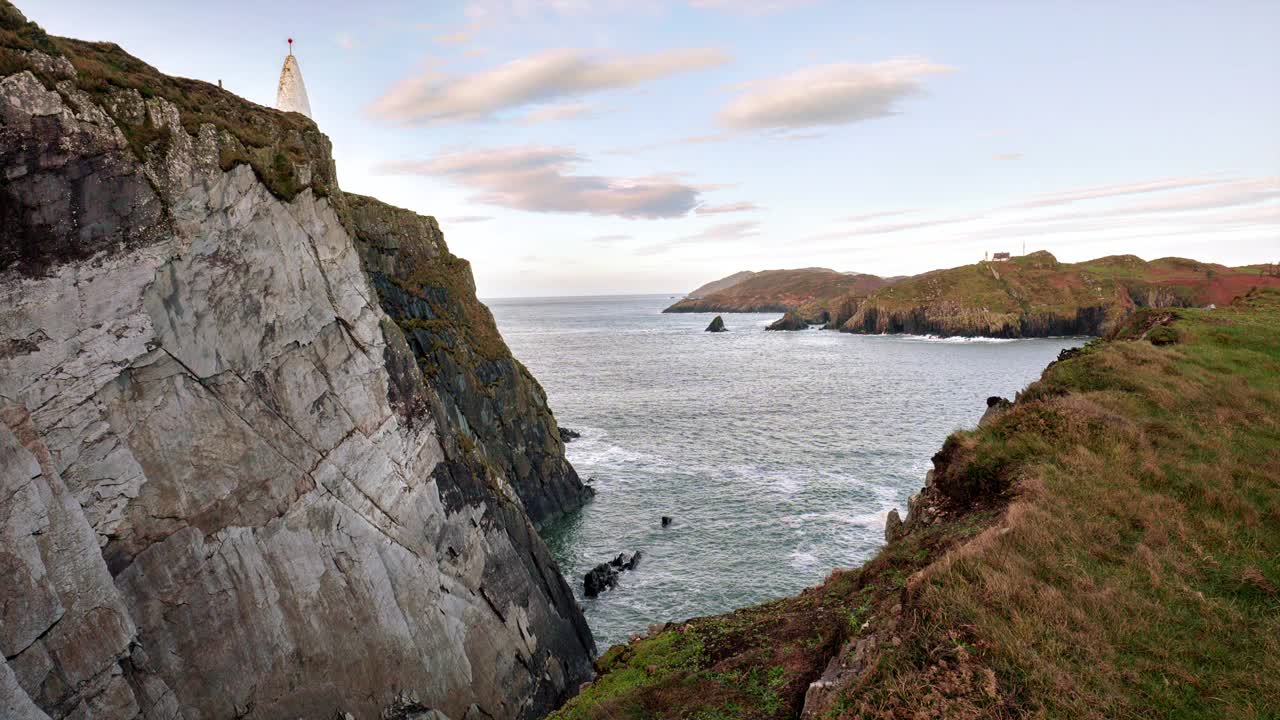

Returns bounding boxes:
[556,289,1280,720]
[1,0,333,202]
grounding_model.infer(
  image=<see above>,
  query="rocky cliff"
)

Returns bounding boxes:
[834,251,1280,338]
[1,5,592,719]
[347,193,592,526]
[552,289,1280,720]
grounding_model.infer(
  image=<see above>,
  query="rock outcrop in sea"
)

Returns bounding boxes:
[766,311,809,331]
[583,551,643,598]
[0,6,592,718]
[706,316,727,332]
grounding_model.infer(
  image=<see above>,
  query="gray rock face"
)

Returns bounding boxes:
[1,30,592,720]
[346,194,593,527]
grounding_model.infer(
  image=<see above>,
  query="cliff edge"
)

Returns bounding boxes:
[554,290,1280,719]
[0,4,592,718]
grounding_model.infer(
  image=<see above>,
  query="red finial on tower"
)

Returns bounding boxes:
[287,37,294,55]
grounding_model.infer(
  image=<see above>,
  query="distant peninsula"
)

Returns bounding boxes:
[668,253,1280,337]
[664,267,897,315]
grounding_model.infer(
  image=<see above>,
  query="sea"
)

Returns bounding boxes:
[486,293,1086,648]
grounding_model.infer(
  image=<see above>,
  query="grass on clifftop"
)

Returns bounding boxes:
[555,288,1280,719]
[1,0,329,202]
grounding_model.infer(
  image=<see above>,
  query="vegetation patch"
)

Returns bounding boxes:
[558,289,1280,719]
[1,1,332,202]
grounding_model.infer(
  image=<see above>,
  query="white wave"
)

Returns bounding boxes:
[894,334,1019,343]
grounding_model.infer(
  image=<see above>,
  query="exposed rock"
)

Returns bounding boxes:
[558,427,581,443]
[979,396,1012,426]
[766,311,809,331]
[347,192,593,527]
[583,551,642,598]
[884,509,903,542]
[583,564,618,598]
[705,316,727,332]
[661,516,673,528]
[0,15,592,720]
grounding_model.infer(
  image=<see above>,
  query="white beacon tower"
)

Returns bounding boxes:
[275,38,312,118]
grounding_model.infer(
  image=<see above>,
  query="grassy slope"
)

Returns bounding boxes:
[665,268,891,314]
[554,288,1280,719]
[839,252,1280,336]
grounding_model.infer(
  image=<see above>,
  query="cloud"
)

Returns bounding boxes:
[718,58,952,130]
[369,47,729,125]
[689,0,819,14]
[1007,176,1228,209]
[697,201,760,215]
[445,215,495,224]
[842,209,917,223]
[606,132,735,156]
[380,146,701,218]
[591,233,633,243]
[810,176,1278,251]
[335,33,357,50]
[1033,177,1279,221]
[636,220,761,255]
[992,152,1023,161]
[516,102,595,124]
[435,30,473,44]
[803,213,983,245]
[465,0,815,19]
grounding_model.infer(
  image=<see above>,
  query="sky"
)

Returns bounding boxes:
[26,0,1280,297]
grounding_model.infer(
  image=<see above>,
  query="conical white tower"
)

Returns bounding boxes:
[276,38,312,118]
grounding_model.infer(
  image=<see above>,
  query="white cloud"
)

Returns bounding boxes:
[636,220,761,255]
[842,209,917,223]
[369,47,729,125]
[591,234,633,243]
[435,30,473,44]
[689,0,819,14]
[516,102,595,124]
[380,146,701,218]
[465,0,816,19]
[445,215,495,224]
[697,201,760,215]
[1034,177,1279,221]
[718,58,952,130]
[1007,176,1227,209]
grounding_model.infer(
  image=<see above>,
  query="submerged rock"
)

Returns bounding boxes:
[583,551,643,597]
[706,315,728,332]
[584,564,619,598]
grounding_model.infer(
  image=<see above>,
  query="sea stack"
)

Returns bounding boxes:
[706,315,727,332]
[275,38,312,118]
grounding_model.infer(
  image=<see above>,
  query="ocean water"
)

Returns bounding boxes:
[487,293,1086,648]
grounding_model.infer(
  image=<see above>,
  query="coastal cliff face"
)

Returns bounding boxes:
[835,252,1280,338]
[674,254,1279,337]
[347,193,593,526]
[0,7,592,720]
